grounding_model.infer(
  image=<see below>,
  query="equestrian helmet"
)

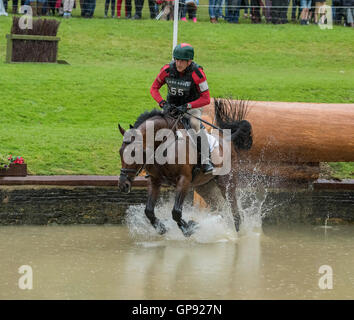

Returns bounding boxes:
[173,43,194,60]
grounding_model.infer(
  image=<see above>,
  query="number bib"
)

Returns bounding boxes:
[165,78,192,98]
[165,62,201,106]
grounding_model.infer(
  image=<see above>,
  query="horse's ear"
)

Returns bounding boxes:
[129,124,133,129]
[118,123,125,136]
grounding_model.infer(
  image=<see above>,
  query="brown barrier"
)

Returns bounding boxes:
[203,99,354,163]
[202,99,354,181]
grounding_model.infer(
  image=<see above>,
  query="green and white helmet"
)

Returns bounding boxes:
[173,43,194,60]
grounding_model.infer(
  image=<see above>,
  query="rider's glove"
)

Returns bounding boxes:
[159,100,167,108]
[176,104,190,114]
[160,100,173,114]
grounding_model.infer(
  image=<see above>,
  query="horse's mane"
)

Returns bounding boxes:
[133,109,164,129]
[214,98,250,126]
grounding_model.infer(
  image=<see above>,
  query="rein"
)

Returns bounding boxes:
[120,113,182,180]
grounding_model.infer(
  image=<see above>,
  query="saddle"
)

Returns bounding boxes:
[164,112,213,180]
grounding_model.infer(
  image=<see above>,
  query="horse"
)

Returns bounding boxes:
[118,98,253,237]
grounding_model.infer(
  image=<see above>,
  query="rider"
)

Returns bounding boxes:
[150,43,214,174]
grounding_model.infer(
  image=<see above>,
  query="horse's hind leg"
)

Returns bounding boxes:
[173,175,198,237]
[145,176,167,235]
[215,174,241,232]
[194,179,225,211]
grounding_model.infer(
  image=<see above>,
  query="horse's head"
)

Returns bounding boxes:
[118,123,140,194]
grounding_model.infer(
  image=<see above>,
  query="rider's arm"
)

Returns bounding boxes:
[189,68,211,109]
[150,65,169,107]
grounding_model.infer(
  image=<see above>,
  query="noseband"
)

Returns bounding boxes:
[119,166,145,182]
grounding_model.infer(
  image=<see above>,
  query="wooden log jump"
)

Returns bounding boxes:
[202,99,354,182]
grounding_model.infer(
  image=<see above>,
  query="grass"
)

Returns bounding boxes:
[0,10,353,177]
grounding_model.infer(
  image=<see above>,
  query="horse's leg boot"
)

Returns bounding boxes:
[145,208,167,235]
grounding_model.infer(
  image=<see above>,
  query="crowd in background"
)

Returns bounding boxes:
[0,0,353,26]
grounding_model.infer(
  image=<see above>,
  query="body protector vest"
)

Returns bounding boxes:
[165,62,204,106]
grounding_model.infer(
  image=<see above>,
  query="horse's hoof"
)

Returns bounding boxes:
[181,220,199,237]
[154,220,167,235]
[234,221,240,232]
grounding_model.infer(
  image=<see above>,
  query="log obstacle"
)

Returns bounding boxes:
[202,99,354,182]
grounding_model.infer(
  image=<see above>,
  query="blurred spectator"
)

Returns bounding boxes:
[3,0,8,12]
[300,0,311,24]
[79,0,84,15]
[314,0,326,23]
[12,0,19,13]
[308,0,315,22]
[63,0,74,17]
[37,0,46,15]
[265,0,272,22]
[0,0,8,15]
[343,0,354,26]
[209,0,223,22]
[134,0,156,19]
[55,0,63,15]
[291,0,301,21]
[250,0,264,23]
[240,0,250,18]
[117,0,132,18]
[332,0,340,22]
[105,0,115,17]
[81,0,96,17]
[46,0,56,15]
[279,0,289,22]
[271,0,281,23]
[28,0,37,16]
[333,0,346,24]
[157,0,173,20]
[226,0,241,23]
[181,0,198,22]
[217,0,224,19]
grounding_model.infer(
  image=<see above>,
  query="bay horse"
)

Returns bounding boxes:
[118,98,253,237]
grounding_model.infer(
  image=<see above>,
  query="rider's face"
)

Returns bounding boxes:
[175,59,192,73]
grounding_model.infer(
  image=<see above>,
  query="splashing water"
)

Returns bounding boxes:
[126,142,297,244]
[125,197,238,244]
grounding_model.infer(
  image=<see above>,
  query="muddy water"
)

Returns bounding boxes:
[1,211,353,299]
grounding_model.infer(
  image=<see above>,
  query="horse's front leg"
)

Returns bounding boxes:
[172,175,198,237]
[145,176,167,235]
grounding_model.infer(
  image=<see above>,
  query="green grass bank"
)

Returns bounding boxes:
[0,15,353,177]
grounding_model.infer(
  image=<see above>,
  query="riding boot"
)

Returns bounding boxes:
[197,129,214,174]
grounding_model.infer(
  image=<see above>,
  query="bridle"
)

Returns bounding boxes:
[119,166,144,183]
[119,112,183,183]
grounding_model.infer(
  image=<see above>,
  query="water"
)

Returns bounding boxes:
[1,219,353,299]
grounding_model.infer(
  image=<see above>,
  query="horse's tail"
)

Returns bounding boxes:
[214,98,253,150]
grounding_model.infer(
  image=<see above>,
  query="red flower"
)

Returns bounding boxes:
[7,155,24,164]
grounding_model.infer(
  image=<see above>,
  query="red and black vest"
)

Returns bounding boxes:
[165,61,204,106]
